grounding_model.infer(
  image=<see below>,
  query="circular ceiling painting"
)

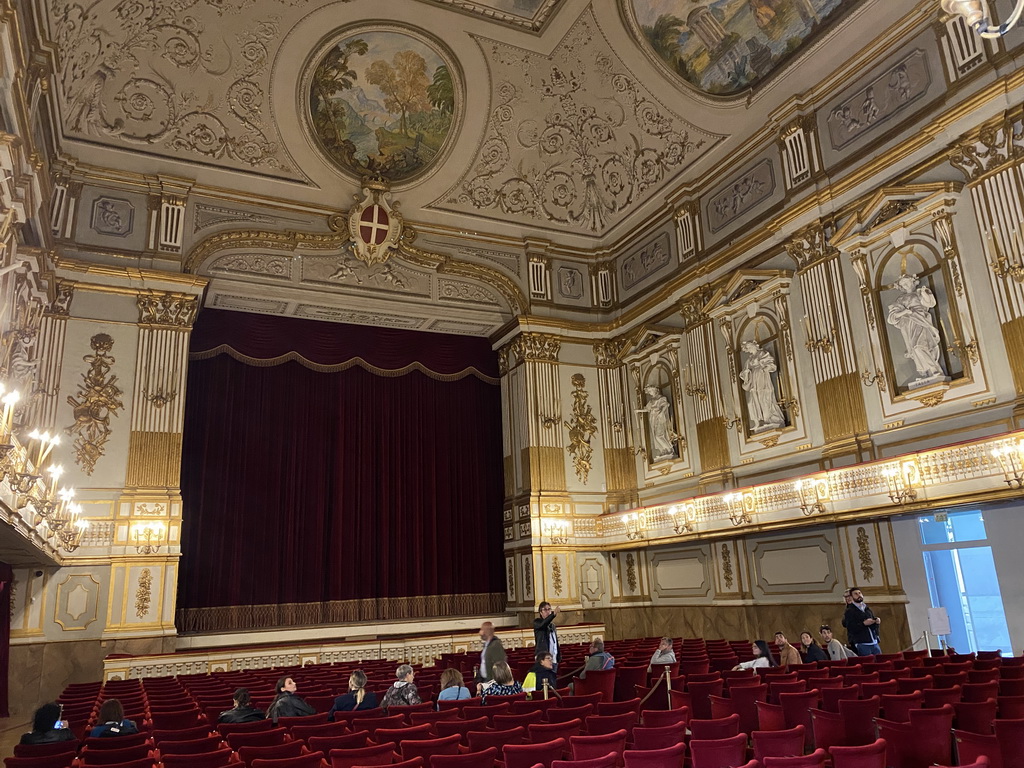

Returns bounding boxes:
[628,0,857,96]
[307,28,459,184]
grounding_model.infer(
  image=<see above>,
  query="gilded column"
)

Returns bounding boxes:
[593,338,636,502]
[787,223,870,459]
[26,281,74,430]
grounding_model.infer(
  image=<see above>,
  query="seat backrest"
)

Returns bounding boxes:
[80,744,151,765]
[226,727,288,750]
[688,733,749,768]
[640,708,688,729]
[237,740,305,766]
[328,741,397,768]
[308,730,371,753]
[752,725,806,761]
[251,752,326,768]
[827,738,887,768]
[400,734,461,762]
[376,724,433,745]
[528,718,583,744]
[162,750,235,768]
[549,706,594,724]
[584,712,638,736]
[158,735,224,755]
[4,755,78,768]
[629,724,685,751]
[502,738,567,768]
[466,726,526,752]
[428,747,498,768]
[551,752,618,768]
[569,729,628,762]
[688,714,740,741]
[761,748,827,767]
[622,741,687,768]
[12,742,80,759]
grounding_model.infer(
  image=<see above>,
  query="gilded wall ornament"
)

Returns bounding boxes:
[340,181,405,266]
[949,109,1024,180]
[137,293,199,327]
[47,282,74,316]
[65,334,123,475]
[135,568,153,619]
[551,557,563,594]
[564,373,598,484]
[856,527,874,582]
[625,553,637,592]
[721,544,734,590]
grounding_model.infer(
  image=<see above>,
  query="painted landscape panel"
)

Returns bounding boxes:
[630,0,858,95]
[309,31,456,183]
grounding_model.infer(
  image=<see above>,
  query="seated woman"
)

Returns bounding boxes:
[800,630,828,663]
[89,699,139,738]
[436,668,472,706]
[219,687,264,724]
[382,664,422,709]
[523,652,558,697]
[477,661,523,702]
[732,640,777,671]
[266,676,316,723]
[21,702,75,745]
[329,670,379,718]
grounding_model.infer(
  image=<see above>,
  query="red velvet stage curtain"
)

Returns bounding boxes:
[177,311,506,633]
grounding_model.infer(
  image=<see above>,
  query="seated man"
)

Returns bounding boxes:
[580,638,615,679]
[774,631,802,667]
[648,637,677,672]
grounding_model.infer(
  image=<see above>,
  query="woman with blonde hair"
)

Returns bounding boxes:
[329,670,378,718]
[437,668,471,705]
[477,660,523,702]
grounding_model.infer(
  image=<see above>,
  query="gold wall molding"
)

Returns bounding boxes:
[564,374,598,484]
[125,431,183,488]
[500,332,561,373]
[135,568,152,619]
[696,419,730,472]
[1001,317,1024,395]
[817,373,870,445]
[136,291,199,328]
[65,333,123,475]
[521,446,566,493]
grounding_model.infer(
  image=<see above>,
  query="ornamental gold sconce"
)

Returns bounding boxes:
[795,477,829,516]
[46,501,89,553]
[623,512,647,541]
[542,518,571,546]
[725,491,755,526]
[668,503,696,534]
[883,460,920,505]
[131,522,165,555]
[991,440,1024,489]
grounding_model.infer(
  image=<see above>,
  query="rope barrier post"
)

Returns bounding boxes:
[663,666,672,709]
[542,678,550,700]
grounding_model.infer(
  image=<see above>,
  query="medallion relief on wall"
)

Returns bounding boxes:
[437,8,720,235]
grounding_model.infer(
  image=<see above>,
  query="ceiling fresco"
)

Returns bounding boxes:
[433,8,723,236]
[306,28,460,184]
[626,0,860,95]
[420,0,559,30]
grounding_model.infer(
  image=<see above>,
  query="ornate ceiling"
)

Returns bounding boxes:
[38,0,885,248]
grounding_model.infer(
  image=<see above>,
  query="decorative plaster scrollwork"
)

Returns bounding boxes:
[856,527,874,582]
[564,373,598,484]
[503,333,561,372]
[625,553,637,592]
[949,109,1024,180]
[137,293,199,328]
[552,557,563,594]
[65,334,123,475]
[593,338,627,368]
[440,9,715,235]
[47,282,74,316]
[784,223,836,270]
[135,568,153,619]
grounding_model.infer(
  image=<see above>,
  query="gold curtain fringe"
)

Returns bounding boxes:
[190,344,499,384]
[176,592,508,634]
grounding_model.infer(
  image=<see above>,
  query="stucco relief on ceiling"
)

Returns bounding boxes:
[435,8,722,236]
[305,28,460,184]
[625,0,859,96]
[47,0,299,176]
[420,0,559,31]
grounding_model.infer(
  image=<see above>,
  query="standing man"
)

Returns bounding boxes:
[477,621,507,683]
[843,587,882,656]
[534,602,561,669]
[840,589,853,650]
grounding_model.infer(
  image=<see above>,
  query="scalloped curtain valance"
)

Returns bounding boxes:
[189,309,500,384]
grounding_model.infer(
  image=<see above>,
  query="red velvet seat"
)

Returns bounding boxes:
[291,721,350,741]
[467,727,527,752]
[237,741,306,767]
[561,694,605,709]
[859,681,897,698]
[251,753,326,768]
[574,672,616,705]
[308,731,371,753]
[158,735,225,755]
[150,710,203,731]
[331,708,385,723]
[278,713,330,730]
[82,735,152,751]
[549,706,595,725]
[880,692,924,722]
[352,715,407,734]
[639,708,688,729]
[876,704,954,768]
[528,719,583,748]
[410,710,460,726]
[679,679,723,721]
[585,713,637,738]
[629,724,685,751]
[896,676,933,695]
[828,738,886,768]
[493,711,544,730]
[768,681,807,704]
[400,735,461,763]
[569,730,628,764]
[503,739,567,768]
[551,753,619,768]
[995,718,1024,768]
[162,750,236,768]
[688,715,739,741]
[809,708,847,751]
[12,742,79,759]
[964,683,1001,702]
[688,734,746,768]
[219,720,275,738]
[762,749,826,767]
[4,756,77,768]
[375,725,434,746]
[954,698,998,735]
[469,704,511,725]
[821,685,860,713]
[154,724,214,744]
[943,760,992,768]
[614,669,649,704]
[226,727,288,750]
[727,683,767,735]
[924,686,963,708]
[836,695,880,746]
[72,760,154,768]
[754,701,786,731]
[429,747,498,768]
[510,699,559,716]
[751,725,806,761]
[597,699,641,717]
[622,743,686,768]
[953,730,1001,768]
[80,745,153,765]
[328,742,399,768]
[388,704,435,720]
[434,716,489,745]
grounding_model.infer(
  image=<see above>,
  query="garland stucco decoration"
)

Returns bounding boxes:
[65,334,123,475]
[564,373,598,484]
[856,526,874,581]
[135,568,153,618]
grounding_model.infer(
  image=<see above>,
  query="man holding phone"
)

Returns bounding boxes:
[20,702,73,745]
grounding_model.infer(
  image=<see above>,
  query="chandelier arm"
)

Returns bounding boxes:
[976,0,1024,37]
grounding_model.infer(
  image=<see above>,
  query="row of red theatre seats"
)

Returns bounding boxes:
[8,698,1010,768]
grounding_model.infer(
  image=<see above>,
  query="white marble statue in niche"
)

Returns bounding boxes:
[638,385,677,461]
[739,340,786,432]
[885,273,946,387]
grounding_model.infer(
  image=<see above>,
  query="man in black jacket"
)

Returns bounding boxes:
[534,602,561,669]
[843,587,882,656]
